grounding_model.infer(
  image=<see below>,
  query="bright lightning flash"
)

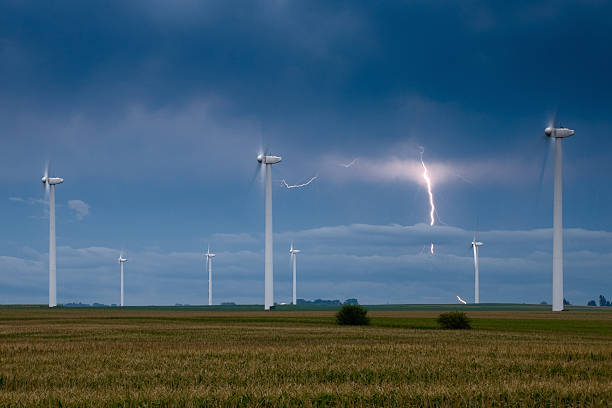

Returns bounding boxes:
[420,147,437,254]
[419,147,436,227]
[281,176,318,189]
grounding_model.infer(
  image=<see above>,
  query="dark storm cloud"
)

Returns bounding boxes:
[2,0,611,176]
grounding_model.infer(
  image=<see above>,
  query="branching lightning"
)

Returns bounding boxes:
[281,176,318,189]
[340,158,358,168]
[456,295,467,304]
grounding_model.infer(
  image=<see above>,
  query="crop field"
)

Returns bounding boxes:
[0,305,610,407]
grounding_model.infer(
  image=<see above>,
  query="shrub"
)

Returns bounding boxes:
[336,305,370,325]
[437,311,471,330]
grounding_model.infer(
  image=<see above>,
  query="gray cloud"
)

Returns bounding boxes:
[67,200,90,221]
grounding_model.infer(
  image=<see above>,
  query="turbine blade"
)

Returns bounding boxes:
[535,134,554,208]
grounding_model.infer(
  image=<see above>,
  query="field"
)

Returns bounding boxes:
[0,305,610,407]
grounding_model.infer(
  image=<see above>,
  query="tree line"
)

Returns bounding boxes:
[587,295,611,307]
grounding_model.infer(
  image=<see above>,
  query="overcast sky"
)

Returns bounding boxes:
[2,1,611,306]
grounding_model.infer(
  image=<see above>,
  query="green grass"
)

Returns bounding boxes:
[0,306,610,407]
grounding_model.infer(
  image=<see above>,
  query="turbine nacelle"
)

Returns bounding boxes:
[257,154,282,164]
[545,127,575,138]
[290,242,300,254]
[118,256,127,263]
[472,241,483,247]
[41,176,64,185]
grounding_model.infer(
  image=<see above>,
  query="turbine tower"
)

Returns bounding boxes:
[290,242,301,305]
[545,124,575,311]
[204,245,215,306]
[41,167,63,308]
[257,152,282,310]
[471,233,483,304]
[118,253,127,307]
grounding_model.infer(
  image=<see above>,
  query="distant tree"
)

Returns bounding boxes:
[343,298,359,305]
[587,300,597,306]
[599,295,611,307]
[336,305,369,325]
[563,298,571,306]
[540,301,548,305]
[437,311,471,330]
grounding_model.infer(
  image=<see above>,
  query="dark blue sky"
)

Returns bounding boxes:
[1,1,611,305]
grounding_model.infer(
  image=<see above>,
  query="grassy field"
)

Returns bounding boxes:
[0,306,610,407]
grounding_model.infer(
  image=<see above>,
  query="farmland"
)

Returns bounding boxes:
[0,305,610,407]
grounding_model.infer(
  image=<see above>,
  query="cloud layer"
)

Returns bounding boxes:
[1,222,609,306]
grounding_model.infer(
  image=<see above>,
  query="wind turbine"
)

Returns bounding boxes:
[471,231,483,304]
[545,123,575,311]
[204,245,215,306]
[41,165,63,308]
[257,152,282,310]
[289,242,301,305]
[118,253,127,307]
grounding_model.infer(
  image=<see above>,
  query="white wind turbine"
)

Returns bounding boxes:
[118,253,127,307]
[257,151,282,310]
[471,231,483,304]
[204,245,215,306]
[545,122,575,312]
[41,165,63,308]
[289,242,301,305]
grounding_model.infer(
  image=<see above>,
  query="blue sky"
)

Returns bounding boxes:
[1,1,611,305]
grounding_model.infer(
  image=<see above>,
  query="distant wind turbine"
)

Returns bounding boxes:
[289,242,301,305]
[257,152,282,310]
[471,230,483,304]
[545,122,575,312]
[118,253,127,307]
[204,245,215,306]
[41,164,63,308]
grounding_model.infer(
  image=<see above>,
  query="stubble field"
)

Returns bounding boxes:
[0,305,610,407]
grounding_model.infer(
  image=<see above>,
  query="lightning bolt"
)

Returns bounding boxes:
[419,147,435,227]
[419,147,437,254]
[340,158,358,168]
[281,176,318,189]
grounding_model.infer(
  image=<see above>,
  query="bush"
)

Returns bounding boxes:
[437,311,471,330]
[336,305,370,325]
